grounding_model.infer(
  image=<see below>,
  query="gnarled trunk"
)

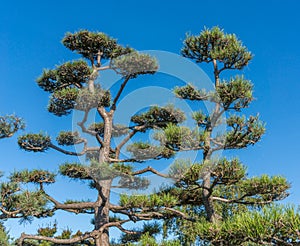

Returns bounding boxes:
[94,110,113,246]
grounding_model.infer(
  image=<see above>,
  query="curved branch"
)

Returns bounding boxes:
[0,207,21,217]
[110,76,130,111]
[18,230,98,246]
[77,110,104,146]
[49,142,100,156]
[212,196,273,205]
[99,219,130,233]
[132,166,169,178]
[108,157,143,163]
[44,192,96,213]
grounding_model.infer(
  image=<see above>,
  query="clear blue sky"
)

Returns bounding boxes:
[1,0,300,240]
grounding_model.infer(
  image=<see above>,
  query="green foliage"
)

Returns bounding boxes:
[10,170,55,184]
[59,162,91,180]
[75,85,111,111]
[127,141,175,160]
[18,133,51,152]
[62,30,132,61]
[38,223,57,237]
[0,115,25,139]
[112,52,158,78]
[224,115,266,149]
[0,184,51,220]
[0,222,11,246]
[88,123,129,138]
[119,193,177,208]
[48,87,78,116]
[56,131,82,146]
[154,124,205,151]
[216,76,253,110]
[131,105,186,129]
[182,26,252,69]
[181,205,300,245]
[174,84,210,101]
[211,158,246,185]
[240,175,290,202]
[36,60,91,93]
[120,222,161,244]
[192,110,210,128]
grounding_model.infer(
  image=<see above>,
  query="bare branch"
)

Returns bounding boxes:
[96,65,111,71]
[132,166,169,178]
[110,76,131,111]
[43,192,96,214]
[18,230,98,246]
[49,142,100,156]
[212,196,273,205]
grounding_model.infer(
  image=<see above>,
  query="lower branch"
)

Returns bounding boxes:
[18,230,99,246]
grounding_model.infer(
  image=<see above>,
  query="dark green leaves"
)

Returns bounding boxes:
[112,52,158,78]
[182,26,252,70]
[240,175,290,202]
[59,163,91,180]
[0,115,25,139]
[48,87,78,116]
[174,84,209,101]
[127,142,174,160]
[216,76,253,110]
[10,170,55,184]
[37,60,91,93]
[56,131,83,146]
[62,30,132,62]
[18,133,51,152]
[225,115,265,149]
[74,85,111,111]
[48,85,111,116]
[88,123,129,138]
[189,205,300,245]
[131,105,185,129]
[154,124,205,151]
[119,193,177,208]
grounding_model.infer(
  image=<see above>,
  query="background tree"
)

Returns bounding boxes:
[155,27,298,245]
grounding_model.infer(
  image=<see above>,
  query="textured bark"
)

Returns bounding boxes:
[94,109,113,246]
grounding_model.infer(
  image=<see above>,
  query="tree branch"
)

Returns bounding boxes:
[18,230,98,246]
[212,196,273,205]
[44,192,96,214]
[49,142,100,156]
[110,76,131,111]
[132,166,169,178]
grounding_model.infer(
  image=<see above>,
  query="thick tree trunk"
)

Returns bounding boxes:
[94,180,111,246]
[202,172,217,222]
[94,110,113,246]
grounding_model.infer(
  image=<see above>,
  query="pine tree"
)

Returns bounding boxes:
[157,27,298,245]
[2,30,192,246]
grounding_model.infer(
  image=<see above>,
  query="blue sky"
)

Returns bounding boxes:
[1,0,300,240]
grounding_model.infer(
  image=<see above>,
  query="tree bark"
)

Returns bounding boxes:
[94,109,113,246]
[94,180,111,246]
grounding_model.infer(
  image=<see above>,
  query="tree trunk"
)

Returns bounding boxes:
[94,110,113,245]
[94,180,111,246]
